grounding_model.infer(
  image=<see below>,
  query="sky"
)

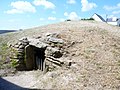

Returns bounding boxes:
[0,0,120,30]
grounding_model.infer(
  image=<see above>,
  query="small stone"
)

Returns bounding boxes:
[19,45,24,49]
[64,61,72,66]
[22,42,29,46]
[14,44,19,48]
[18,49,24,53]
[19,37,29,44]
[18,55,24,59]
[19,37,27,41]
[45,47,63,58]
[18,42,22,45]
[29,39,47,49]
[35,36,41,39]
[47,37,64,44]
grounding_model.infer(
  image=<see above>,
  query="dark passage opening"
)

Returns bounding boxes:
[25,45,45,71]
[34,48,45,71]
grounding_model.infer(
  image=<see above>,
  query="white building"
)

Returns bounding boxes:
[107,17,120,26]
[91,13,106,22]
[91,13,120,27]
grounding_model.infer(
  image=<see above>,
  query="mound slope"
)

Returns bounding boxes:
[0,21,120,89]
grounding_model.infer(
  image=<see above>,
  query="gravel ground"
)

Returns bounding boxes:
[0,71,40,90]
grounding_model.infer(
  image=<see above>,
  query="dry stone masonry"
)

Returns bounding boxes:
[10,33,67,71]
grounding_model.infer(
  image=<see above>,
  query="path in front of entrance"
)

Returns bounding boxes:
[0,71,41,90]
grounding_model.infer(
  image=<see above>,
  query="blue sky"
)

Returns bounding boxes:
[0,0,120,30]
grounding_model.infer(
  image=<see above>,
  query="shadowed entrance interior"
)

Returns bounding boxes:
[25,45,45,71]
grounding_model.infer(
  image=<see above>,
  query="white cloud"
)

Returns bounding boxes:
[112,10,120,15]
[104,6,116,11]
[60,18,65,22]
[67,0,76,4]
[68,12,80,20]
[40,18,45,21]
[64,12,68,16]
[107,15,114,18]
[104,3,120,15]
[8,19,20,23]
[64,12,80,20]
[52,11,56,14]
[81,0,97,12]
[48,17,56,20]
[6,1,36,14]
[104,3,120,11]
[6,9,23,14]
[33,0,55,9]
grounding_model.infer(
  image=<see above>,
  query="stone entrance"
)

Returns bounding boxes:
[10,33,65,71]
[25,45,45,71]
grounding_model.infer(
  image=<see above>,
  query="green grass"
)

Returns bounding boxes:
[11,59,19,68]
[0,35,12,69]
[0,43,9,61]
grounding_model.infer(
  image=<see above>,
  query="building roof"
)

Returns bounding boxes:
[93,13,106,22]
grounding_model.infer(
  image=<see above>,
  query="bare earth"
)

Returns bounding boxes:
[0,21,120,90]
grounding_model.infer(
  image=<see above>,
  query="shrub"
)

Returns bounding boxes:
[65,19,71,21]
[11,59,19,68]
[81,18,94,20]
